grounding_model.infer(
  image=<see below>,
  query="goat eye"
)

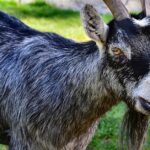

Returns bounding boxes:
[112,47,123,55]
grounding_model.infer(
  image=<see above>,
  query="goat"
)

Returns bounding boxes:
[0,0,150,149]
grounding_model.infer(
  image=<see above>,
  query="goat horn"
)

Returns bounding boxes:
[141,0,150,16]
[103,0,130,20]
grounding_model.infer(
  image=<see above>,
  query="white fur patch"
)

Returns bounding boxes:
[133,18,150,27]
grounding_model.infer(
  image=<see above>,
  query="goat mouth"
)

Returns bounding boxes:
[139,97,150,112]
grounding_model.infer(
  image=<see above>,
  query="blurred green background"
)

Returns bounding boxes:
[0,0,149,150]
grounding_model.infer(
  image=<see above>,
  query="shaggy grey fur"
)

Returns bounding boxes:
[0,4,150,150]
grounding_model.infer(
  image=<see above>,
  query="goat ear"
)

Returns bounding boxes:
[81,4,109,43]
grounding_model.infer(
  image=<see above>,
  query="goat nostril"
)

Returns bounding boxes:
[138,96,150,111]
[135,96,150,114]
[138,96,150,103]
[139,96,146,101]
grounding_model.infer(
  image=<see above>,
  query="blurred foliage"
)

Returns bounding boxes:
[0,0,149,150]
[0,0,112,41]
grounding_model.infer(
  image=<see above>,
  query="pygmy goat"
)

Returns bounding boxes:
[0,0,150,150]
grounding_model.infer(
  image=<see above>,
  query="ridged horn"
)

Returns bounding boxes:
[141,0,150,16]
[103,0,130,20]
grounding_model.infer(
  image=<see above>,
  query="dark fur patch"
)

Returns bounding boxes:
[131,12,146,19]
[107,19,139,42]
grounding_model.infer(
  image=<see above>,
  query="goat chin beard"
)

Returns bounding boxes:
[135,100,150,116]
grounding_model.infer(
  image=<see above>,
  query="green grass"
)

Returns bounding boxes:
[0,0,149,150]
[0,0,113,42]
[88,103,126,150]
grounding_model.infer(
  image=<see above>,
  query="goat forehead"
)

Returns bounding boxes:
[108,18,150,43]
[108,19,139,39]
